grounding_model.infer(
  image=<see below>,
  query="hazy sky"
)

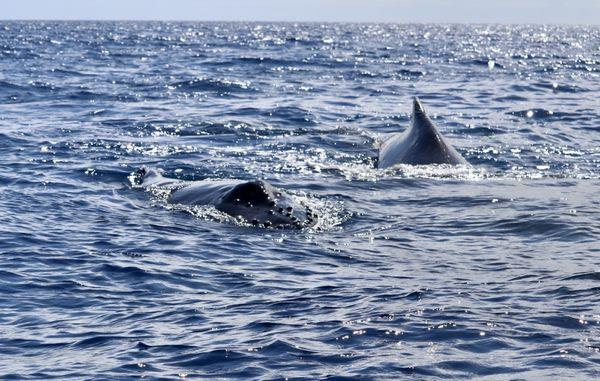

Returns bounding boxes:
[2,0,599,24]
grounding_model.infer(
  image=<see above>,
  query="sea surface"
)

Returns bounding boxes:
[0,21,599,380]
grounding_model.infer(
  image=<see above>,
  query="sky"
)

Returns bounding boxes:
[1,0,599,24]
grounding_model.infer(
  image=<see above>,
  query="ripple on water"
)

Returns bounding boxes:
[1,21,600,380]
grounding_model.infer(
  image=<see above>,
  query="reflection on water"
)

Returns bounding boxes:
[0,21,599,379]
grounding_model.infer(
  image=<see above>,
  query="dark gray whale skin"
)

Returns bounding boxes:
[378,98,469,168]
[138,168,317,229]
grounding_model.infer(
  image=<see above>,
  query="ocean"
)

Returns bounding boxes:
[0,21,599,379]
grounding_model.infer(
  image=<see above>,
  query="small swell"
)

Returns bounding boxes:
[491,215,593,242]
[171,77,256,94]
[396,68,426,78]
[166,349,253,368]
[0,80,24,91]
[508,108,569,120]
[563,272,600,281]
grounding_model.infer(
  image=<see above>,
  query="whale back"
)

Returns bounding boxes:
[220,180,277,207]
[378,98,468,168]
[217,180,316,228]
[138,168,316,229]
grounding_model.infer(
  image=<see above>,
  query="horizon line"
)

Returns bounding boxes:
[1,19,598,27]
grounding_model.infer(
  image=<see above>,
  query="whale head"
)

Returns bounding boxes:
[217,180,317,229]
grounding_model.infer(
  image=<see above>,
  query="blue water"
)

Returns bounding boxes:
[1,21,599,379]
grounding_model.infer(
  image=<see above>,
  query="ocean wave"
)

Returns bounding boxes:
[1,21,599,380]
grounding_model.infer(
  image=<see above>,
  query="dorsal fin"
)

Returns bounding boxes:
[410,97,437,135]
[413,97,425,115]
[377,97,469,167]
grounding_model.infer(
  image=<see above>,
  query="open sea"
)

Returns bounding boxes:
[0,21,599,380]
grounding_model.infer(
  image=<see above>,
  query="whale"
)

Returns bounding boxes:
[378,98,469,168]
[137,168,317,229]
